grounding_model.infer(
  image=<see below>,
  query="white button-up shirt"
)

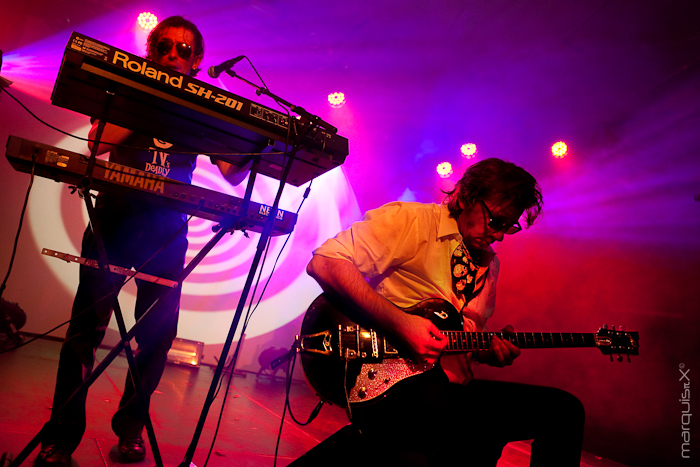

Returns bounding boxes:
[313,201,500,383]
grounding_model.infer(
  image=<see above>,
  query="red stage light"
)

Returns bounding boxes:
[552,141,568,158]
[328,92,346,108]
[460,143,477,159]
[137,12,158,31]
[436,162,453,178]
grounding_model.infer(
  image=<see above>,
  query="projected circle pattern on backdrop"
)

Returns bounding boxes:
[28,131,356,344]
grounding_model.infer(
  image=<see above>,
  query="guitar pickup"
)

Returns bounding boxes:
[338,325,380,361]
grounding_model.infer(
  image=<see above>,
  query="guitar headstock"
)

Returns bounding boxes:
[595,325,640,362]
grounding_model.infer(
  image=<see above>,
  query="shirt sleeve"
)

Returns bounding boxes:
[312,202,424,280]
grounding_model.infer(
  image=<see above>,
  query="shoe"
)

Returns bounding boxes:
[118,435,146,462]
[35,445,71,467]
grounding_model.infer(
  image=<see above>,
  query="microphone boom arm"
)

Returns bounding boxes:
[224,69,338,135]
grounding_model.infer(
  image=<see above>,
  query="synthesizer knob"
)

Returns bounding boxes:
[368,369,377,380]
[358,388,367,399]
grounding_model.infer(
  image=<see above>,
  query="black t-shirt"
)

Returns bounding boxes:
[95,131,198,223]
[108,132,197,184]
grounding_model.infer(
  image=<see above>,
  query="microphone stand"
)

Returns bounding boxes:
[178,72,324,467]
[224,69,338,135]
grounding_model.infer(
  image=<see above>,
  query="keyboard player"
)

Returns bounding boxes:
[36,15,247,467]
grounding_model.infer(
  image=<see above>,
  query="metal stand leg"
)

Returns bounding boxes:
[178,145,300,467]
[9,92,168,467]
[9,188,165,467]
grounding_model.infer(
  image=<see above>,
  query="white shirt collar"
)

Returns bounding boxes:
[438,203,497,266]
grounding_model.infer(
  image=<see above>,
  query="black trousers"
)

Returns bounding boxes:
[41,199,187,453]
[351,368,585,467]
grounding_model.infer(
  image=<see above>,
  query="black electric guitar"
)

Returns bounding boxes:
[298,294,640,409]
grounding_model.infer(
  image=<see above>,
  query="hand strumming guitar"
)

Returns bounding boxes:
[307,255,449,366]
[391,312,447,366]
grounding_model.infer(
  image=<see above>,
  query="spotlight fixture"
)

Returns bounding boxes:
[460,143,477,159]
[137,12,158,31]
[166,338,204,367]
[436,162,453,178]
[328,92,346,108]
[552,141,567,158]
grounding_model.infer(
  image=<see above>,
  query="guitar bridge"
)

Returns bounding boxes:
[298,330,333,356]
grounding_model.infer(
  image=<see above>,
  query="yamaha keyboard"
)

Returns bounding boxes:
[5,136,296,236]
[51,32,348,186]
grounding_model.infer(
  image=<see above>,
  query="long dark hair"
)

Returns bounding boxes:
[443,158,543,227]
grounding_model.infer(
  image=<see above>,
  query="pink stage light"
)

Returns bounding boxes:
[436,162,453,178]
[328,92,346,108]
[137,12,158,31]
[460,143,477,158]
[552,141,568,158]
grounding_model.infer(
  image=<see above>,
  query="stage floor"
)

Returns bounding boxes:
[0,338,627,466]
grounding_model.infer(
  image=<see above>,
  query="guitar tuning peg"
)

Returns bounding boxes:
[602,324,608,330]
[617,354,623,362]
[612,325,616,331]
[619,325,626,331]
[610,354,613,362]
[627,354,631,363]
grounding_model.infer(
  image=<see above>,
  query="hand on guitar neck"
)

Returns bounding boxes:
[393,314,521,368]
[472,324,521,367]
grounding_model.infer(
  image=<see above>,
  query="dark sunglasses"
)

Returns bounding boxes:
[155,39,193,59]
[477,199,522,235]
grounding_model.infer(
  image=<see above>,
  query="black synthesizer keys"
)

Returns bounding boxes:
[50,32,348,186]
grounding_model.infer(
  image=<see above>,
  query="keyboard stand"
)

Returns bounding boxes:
[9,84,296,467]
[10,85,168,467]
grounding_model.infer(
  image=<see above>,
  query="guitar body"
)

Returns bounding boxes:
[299,293,463,408]
[299,294,639,409]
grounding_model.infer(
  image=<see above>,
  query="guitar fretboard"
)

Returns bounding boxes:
[443,331,597,352]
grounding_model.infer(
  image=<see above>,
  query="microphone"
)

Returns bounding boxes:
[208,55,245,79]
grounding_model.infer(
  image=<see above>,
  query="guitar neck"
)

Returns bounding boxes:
[443,331,598,352]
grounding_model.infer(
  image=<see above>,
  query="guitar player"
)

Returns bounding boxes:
[306,158,585,466]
